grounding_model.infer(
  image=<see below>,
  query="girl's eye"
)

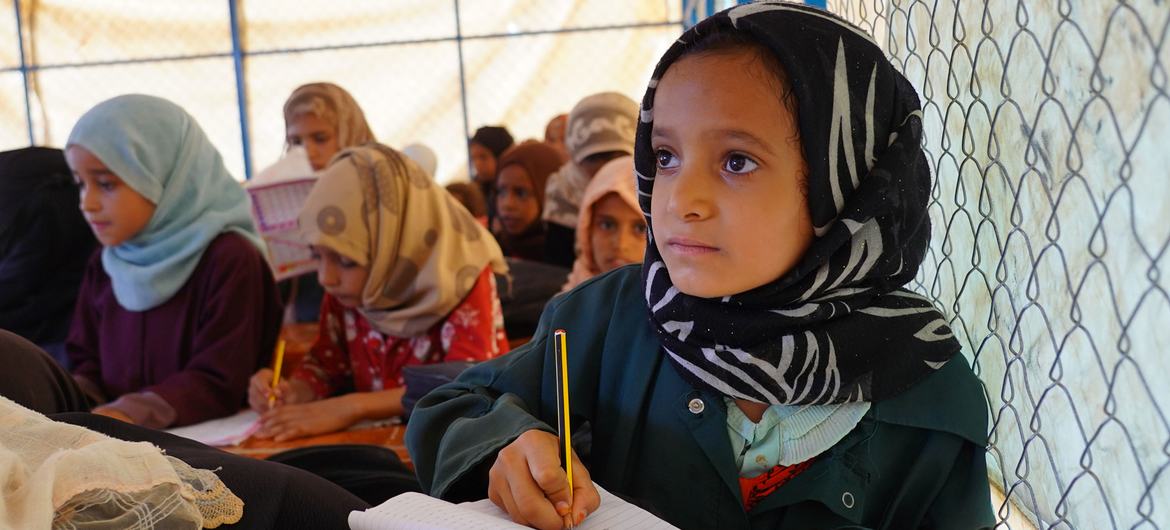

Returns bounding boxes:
[515,188,529,199]
[312,134,331,144]
[655,149,679,169]
[339,258,359,269]
[97,180,116,191]
[597,218,616,231]
[308,251,322,261]
[634,223,648,235]
[288,137,303,146]
[723,154,759,175]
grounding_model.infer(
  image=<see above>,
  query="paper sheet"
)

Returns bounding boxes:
[245,146,318,280]
[348,482,677,530]
[164,410,260,447]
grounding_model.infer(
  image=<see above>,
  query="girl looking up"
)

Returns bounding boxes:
[407,5,993,529]
[560,155,646,291]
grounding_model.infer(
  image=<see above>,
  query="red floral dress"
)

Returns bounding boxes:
[291,267,508,397]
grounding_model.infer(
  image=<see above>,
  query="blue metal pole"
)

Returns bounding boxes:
[454,0,473,178]
[13,0,34,145]
[228,0,253,179]
[804,0,828,9]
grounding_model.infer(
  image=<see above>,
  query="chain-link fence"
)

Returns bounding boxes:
[2,0,683,182]
[827,1,1170,528]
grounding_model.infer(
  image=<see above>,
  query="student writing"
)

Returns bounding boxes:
[249,144,510,441]
[406,5,994,529]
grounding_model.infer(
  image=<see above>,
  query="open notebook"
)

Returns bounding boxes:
[349,483,677,530]
[165,410,260,446]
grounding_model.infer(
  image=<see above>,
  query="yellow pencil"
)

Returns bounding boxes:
[554,329,573,498]
[268,339,286,408]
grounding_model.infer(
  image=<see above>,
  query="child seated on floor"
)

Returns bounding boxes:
[405,5,994,530]
[542,92,639,268]
[248,144,510,441]
[65,94,281,429]
[560,156,646,291]
[492,141,565,264]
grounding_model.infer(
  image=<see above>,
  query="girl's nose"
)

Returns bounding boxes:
[666,162,714,221]
[79,187,99,213]
[317,261,338,287]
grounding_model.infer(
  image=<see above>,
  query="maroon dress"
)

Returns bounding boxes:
[67,232,282,428]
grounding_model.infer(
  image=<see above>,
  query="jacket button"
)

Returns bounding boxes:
[687,398,705,414]
[841,491,855,508]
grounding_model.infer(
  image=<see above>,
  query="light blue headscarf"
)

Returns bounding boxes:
[67,94,265,311]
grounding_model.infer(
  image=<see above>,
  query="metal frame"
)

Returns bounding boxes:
[4,1,694,177]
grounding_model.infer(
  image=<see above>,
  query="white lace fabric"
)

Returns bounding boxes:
[0,396,243,529]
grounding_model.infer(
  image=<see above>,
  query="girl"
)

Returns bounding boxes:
[406,5,994,530]
[542,92,639,267]
[284,82,375,172]
[281,82,376,322]
[65,94,282,429]
[248,144,510,441]
[493,141,565,263]
[469,125,515,194]
[560,155,646,291]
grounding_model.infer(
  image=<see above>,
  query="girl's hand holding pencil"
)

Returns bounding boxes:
[246,368,313,412]
[489,429,600,530]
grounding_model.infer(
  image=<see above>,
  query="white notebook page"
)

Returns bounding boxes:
[349,482,677,530]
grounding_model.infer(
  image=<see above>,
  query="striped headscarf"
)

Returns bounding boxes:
[638,3,960,405]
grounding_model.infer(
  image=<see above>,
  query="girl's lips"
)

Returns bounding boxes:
[665,237,718,255]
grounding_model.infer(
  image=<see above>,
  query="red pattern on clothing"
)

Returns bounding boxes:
[738,459,815,512]
[290,267,508,397]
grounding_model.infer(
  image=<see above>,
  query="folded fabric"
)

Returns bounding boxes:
[0,396,243,529]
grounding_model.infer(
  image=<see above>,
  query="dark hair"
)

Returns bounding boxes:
[445,181,488,218]
[469,126,515,159]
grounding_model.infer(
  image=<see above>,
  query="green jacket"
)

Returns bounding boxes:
[407,266,995,529]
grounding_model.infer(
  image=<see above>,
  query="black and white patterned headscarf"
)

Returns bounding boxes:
[638,3,961,405]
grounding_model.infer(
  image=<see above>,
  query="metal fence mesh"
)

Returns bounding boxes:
[827,1,1170,527]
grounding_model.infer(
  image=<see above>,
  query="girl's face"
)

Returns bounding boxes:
[310,244,370,308]
[66,145,156,247]
[495,164,541,236]
[469,143,498,184]
[590,192,647,272]
[286,113,340,172]
[650,50,813,299]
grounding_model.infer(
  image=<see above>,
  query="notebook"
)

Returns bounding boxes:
[348,482,677,530]
[165,410,260,446]
[245,146,318,280]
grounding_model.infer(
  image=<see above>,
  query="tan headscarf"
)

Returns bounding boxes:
[562,156,639,292]
[299,144,508,336]
[283,82,375,151]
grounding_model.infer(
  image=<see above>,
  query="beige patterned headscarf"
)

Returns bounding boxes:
[299,144,508,336]
[283,82,375,151]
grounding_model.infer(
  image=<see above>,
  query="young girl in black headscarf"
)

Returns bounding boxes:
[406,5,994,529]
